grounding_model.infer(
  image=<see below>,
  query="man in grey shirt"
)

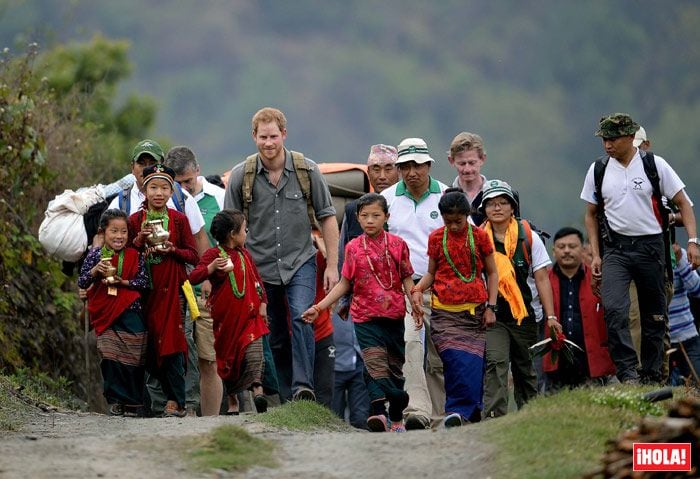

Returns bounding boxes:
[225,107,339,402]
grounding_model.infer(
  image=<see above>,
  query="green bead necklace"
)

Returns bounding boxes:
[219,246,246,299]
[442,224,477,283]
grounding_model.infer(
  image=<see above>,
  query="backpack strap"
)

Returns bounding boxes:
[593,157,609,209]
[172,182,186,213]
[592,157,615,250]
[640,150,674,283]
[640,150,668,229]
[290,150,319,229]
[118,187,131,214]
[241,154,258,222]
[519,219,533,267]
[240,150,318,228]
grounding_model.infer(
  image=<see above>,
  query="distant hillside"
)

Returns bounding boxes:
[2,0,699,233]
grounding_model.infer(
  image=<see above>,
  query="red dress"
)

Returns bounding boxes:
[189,245,269,382]
[128,208,198,363]
[87,247,142,336]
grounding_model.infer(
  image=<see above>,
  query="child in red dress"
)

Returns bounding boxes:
[129,164,198,417]
[189,209,270,414]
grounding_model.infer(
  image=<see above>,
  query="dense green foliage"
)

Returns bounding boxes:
[2,1,698,232]
[0,39,156,404]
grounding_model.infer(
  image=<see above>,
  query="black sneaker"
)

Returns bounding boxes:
[404,414,430,430]
[254,394,268,413]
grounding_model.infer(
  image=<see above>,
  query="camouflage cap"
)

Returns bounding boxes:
[594,113,640,139]
[132,139,165,163]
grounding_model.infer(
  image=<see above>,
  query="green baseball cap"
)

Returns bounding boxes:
[594,113,640,139]
[132,139,164,163]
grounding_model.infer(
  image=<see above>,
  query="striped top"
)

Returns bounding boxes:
[669,248,700,343]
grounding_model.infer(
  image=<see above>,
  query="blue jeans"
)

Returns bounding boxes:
[333,358,370,430]
[265,256,317,401]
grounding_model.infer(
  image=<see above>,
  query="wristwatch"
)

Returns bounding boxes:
[485,303,499,313]
[688,237,699,246]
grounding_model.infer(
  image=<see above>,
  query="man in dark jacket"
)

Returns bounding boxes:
[544,227,616,389]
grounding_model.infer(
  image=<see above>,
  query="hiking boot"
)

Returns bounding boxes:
[163,401,187,418]
[293,388,316,402]
[443,413,463,428]
[404,414,430,430]
[367,415,389,432]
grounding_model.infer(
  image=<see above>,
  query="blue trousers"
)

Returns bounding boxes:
[264,256,317,401]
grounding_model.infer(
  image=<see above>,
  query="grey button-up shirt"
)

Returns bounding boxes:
[224,149,336,285]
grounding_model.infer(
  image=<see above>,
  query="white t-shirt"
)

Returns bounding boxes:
[381,178,448,277]
[195,176,225,210]
[528,231,552,274]
[580,149,689,236]
[527,233,551,322]
[107,185,205,235]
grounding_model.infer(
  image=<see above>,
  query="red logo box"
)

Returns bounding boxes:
[633,443,692,472]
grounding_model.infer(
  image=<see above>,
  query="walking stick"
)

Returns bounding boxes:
[84,299,90,373]
[678,342,700,386]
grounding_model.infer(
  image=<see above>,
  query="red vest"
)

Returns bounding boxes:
[544,265,615,378]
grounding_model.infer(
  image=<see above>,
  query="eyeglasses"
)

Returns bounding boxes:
[485,200,511,209]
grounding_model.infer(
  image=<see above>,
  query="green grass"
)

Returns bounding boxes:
[256,400,352,432]
[478,384,686,479]
[0,369,85,431]
[0,375,35,431]
[6,367,83,410]
[188,425,278,473]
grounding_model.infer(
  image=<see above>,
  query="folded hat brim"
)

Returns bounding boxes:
[395,154,434,165]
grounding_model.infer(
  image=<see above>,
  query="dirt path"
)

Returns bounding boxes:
[0,410,495,479]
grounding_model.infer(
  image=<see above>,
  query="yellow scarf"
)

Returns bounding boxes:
[483,217,528,324]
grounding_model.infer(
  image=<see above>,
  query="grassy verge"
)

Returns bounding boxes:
[256,400,352,432]
[478,385,687,479]
[188,425,278,473]
[0,375,35,431]
[1,369,82,431]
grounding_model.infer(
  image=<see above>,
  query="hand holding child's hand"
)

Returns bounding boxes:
[412,307,424,330]
[410,291,423,312]
[301,307,318,324]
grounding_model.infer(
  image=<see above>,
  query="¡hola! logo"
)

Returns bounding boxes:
[632,443,692,472]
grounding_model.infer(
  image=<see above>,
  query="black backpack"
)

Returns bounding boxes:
[593,150,674,282]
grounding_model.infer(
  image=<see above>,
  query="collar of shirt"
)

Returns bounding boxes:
[553,263,585,282]
[195,176,225,207]
[255,149,294,174]
[395,177,442,202]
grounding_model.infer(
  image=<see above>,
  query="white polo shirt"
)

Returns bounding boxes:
[381,177,448,277]
[108,185,205,235]
[580,149,689,236]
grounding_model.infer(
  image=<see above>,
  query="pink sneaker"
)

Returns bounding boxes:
[367,415,388,432]
[390,421,406,433]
